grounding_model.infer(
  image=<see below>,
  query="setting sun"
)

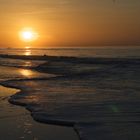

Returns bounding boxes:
[19,28,38,42]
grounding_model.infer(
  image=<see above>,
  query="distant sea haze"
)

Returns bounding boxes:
[0,46,140,58]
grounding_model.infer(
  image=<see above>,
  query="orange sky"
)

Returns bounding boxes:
[0,0,140,47]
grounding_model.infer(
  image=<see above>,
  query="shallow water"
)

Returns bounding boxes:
[0,58,45,68]
[0,86,78,140]
[0,65,54,81]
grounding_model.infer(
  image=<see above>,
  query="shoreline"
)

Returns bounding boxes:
[0,85,79,140]
[1,79,78,127]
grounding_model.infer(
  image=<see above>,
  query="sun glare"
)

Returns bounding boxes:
[19,28,38,42]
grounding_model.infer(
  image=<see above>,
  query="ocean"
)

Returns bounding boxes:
[0,46,140,58]
[0,46,140,140]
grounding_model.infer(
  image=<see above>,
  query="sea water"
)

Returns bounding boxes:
[0,46,140,58]
[0,46,140,140]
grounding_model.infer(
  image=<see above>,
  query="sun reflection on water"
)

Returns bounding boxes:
[24,46,31,56]
[25,50,31,56]
[24,61,32,67]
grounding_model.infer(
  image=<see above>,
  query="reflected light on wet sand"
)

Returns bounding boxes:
[0,86,19,97]
[20,69,33,77]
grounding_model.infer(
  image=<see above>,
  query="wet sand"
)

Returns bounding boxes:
[0,86,79,140]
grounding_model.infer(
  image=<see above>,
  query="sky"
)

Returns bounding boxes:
[0,0,140,47]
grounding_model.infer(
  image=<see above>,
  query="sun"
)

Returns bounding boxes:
[19,28,38,42]
[22,31,33,40]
